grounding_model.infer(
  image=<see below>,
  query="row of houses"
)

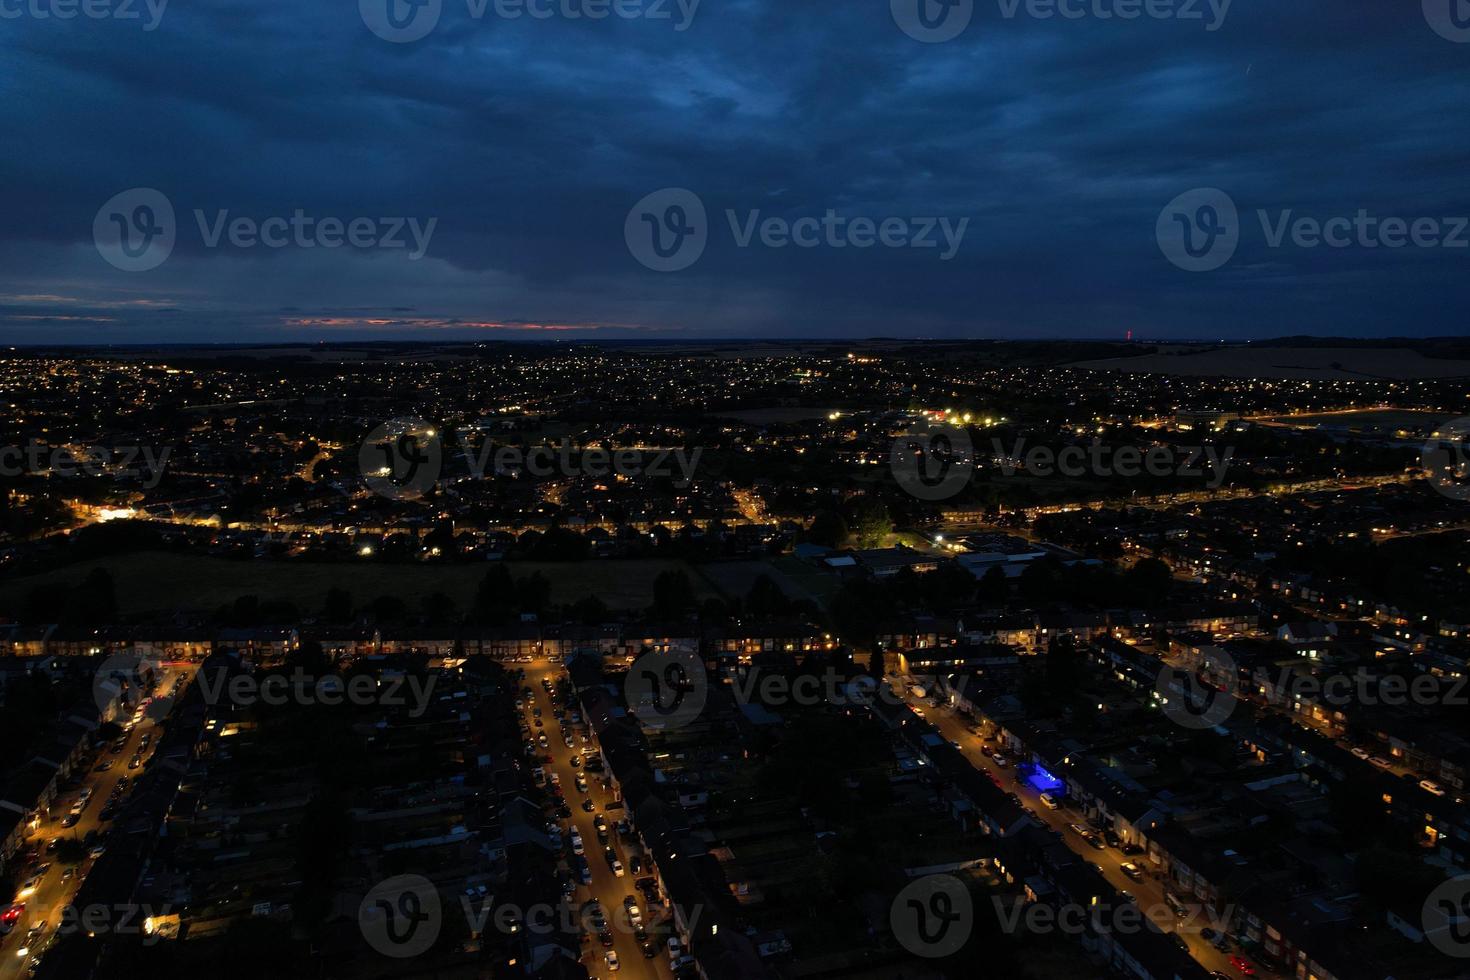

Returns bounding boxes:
[866,691,1212,980]
[933,640,1464,980]
[876,602,1258,656]
[568,666,777,980]
[0,659,151,875]
[0,620,838,664]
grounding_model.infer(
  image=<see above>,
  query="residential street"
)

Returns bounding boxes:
[522,660,674,980]
[898,687,1280,980]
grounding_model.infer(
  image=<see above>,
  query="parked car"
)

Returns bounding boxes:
[1420,779,1447,796]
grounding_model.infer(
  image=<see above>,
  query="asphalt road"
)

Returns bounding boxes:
[521,660,673,980]
[899,688,1278,980]
[0,665,191,980]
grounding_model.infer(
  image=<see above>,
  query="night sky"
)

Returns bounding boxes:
[2,0,1468,343]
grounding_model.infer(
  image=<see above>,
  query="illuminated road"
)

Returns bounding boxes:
[898,686,1280,980]
[0,665,192,979]
[521,660,673,980]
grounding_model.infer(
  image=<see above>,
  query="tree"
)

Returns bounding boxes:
[568,594,610,624]
[1125,557,1173,605]
[322,587,354,623]
[651,570,696,620]
[472,565,518,624]
[807,510,849,549]
[745,575,791,618]
[848,497,892,549]
[977,565,1008,605]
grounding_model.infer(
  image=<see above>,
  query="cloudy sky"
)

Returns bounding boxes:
[2,0,1468,343]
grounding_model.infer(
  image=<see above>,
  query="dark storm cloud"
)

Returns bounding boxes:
[0,0,1467,342]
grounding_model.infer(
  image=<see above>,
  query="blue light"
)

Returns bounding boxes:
[1024,765,1065,794]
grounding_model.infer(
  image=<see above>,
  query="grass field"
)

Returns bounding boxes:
[0,552,714,617]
